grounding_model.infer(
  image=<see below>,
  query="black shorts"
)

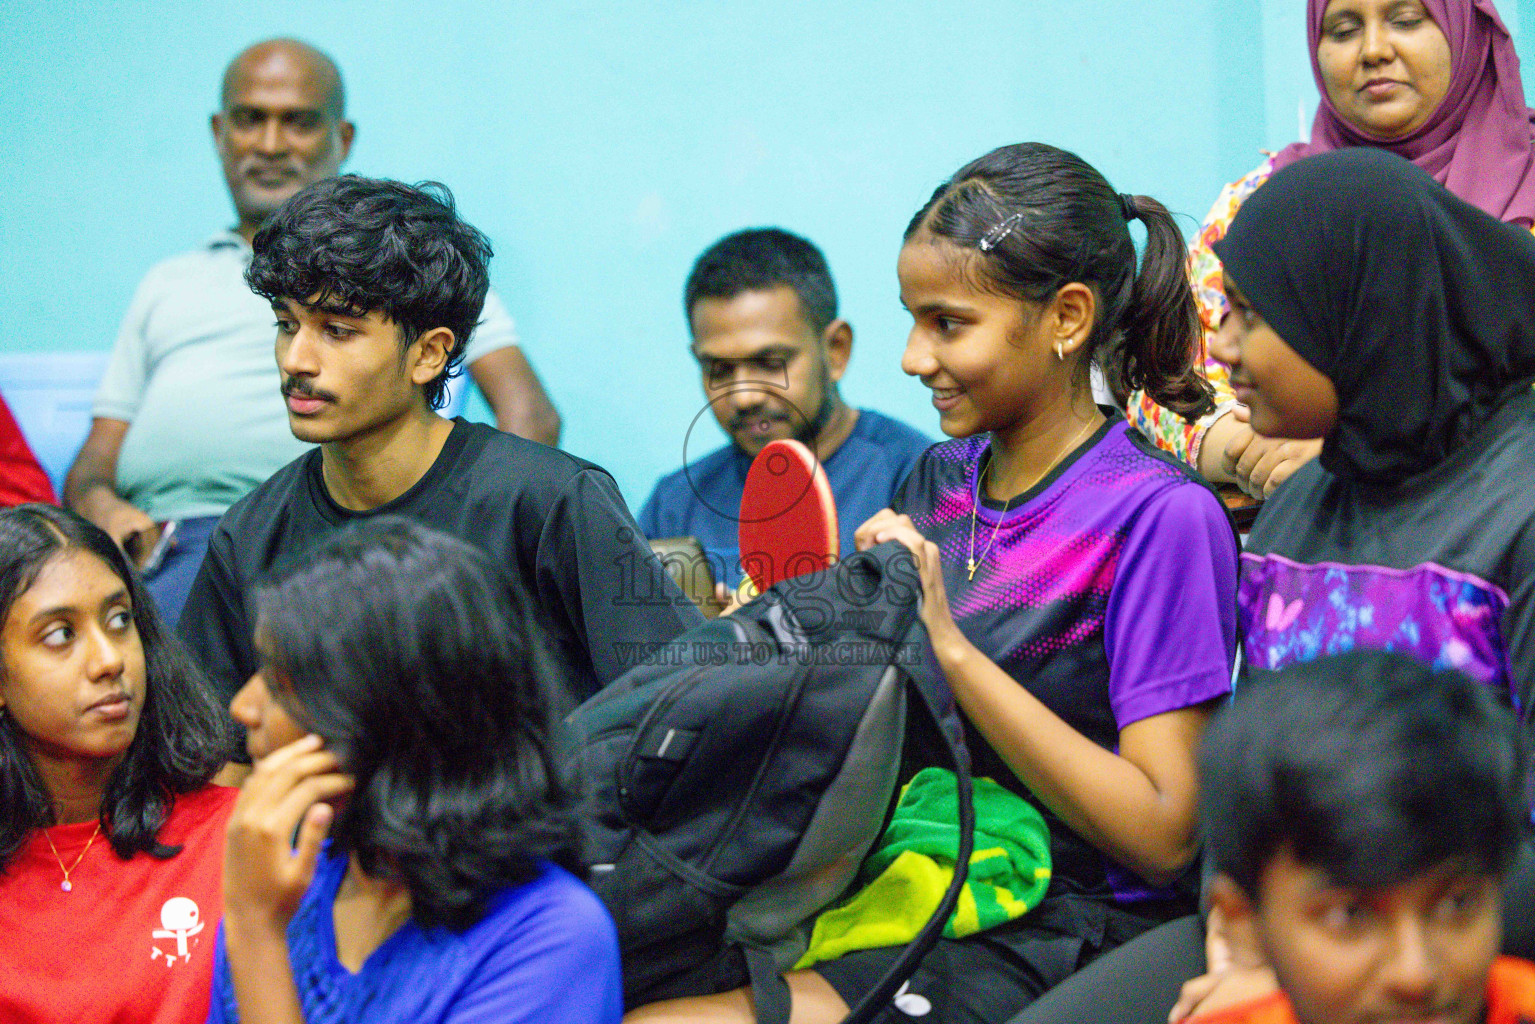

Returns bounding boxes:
[811,897,1170,1024]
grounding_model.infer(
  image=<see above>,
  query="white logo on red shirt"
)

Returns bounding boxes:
[150,897,204,965]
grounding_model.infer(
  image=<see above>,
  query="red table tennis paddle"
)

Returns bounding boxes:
[738,438,839,594]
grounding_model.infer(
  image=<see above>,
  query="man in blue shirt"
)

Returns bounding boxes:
[638,228,931,591]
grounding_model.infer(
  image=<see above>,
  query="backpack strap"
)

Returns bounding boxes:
[837,614,975,1024]
[746,947,793,1024]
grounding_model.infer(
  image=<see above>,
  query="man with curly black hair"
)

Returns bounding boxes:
[178,176,702,747]
[64,39,561,630]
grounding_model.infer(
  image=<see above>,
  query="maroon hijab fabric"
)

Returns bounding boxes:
[1272,0,1535,226]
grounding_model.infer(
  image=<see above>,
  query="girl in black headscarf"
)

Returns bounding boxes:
[1213,145,1535,709]
[1009,146,1535,1024]
[1155,145,1535,1022]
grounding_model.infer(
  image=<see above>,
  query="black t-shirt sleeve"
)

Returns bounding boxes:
[635,483,663,540]
[1503,526,1535,723]
[177,520,254,708]
[533,468,704,697]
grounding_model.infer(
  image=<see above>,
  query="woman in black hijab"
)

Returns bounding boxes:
[1008,146,1535,1024]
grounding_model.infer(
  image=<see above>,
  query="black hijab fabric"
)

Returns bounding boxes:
[1214,148,1535,486]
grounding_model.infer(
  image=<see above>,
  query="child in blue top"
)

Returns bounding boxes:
[207,518,622,1024]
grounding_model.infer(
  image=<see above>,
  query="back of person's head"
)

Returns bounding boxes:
[252,517,576,931]
[246,175,492,410]
[684,228,838,335]
[0,504,224,866]
[905,141,1213,418]
[1201,650,1528,896]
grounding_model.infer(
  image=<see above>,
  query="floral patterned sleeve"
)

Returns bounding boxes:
[1127,157,1276,467]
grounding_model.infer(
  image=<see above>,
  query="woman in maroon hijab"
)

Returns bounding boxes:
[1277,0,1535,221]
[1128,0,1535,499]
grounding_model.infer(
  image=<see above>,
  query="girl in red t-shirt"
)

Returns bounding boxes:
[0,503,235,1024]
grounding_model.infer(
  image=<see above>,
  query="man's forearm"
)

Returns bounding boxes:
[468,346,562,446]
[64,419,159,546]
[64,471,119,515]
[64,417,131,513]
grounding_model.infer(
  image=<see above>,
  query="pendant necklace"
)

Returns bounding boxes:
[966,458,1015,580]
[967,417,1100,581]
[44,821,101,893]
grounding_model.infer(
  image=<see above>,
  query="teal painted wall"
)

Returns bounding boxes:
[0,1,1528,505]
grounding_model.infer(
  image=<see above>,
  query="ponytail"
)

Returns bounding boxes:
[907,144,1213,421]
[1112,195,1212,417]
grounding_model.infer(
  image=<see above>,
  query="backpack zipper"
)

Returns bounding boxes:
[619,664,714,812]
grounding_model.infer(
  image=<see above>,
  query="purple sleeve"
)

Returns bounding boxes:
[1103,483,1238,728]
[444,867,623,1024]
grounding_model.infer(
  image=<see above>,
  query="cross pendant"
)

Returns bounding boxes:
[966,558,977,580]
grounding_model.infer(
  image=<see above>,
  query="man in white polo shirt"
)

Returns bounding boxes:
[65,38,560,624]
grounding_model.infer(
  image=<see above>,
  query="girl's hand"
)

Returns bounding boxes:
[1221,406,1322,498]
[1169,966,1278,1022]
[708,581,737,618]
[855,509,966,659]
[224,733,354,933]
[1168,904,1276,1022]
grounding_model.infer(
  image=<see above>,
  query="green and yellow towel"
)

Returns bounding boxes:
[794,767,1051,968]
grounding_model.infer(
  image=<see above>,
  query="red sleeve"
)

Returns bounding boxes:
[1186,991,1297,1024]
[1486,956,1535,1023]
[0,395,56,506]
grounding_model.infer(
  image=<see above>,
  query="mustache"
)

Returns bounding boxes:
[239,155,304,180]
[727,411,797,432]
[282,378,339,403]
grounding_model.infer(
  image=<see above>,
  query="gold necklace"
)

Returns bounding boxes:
[967,417,1100,581]
[43,821,101,893]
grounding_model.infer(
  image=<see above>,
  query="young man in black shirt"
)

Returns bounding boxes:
[179,175,701,725]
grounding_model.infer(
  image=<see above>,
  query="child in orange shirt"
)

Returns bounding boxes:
[1192,650,1535,1024]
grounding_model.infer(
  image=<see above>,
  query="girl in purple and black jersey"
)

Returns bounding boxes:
[832,143,1239,1023]
[1137,148,1535,1022]
[1213,148,1535,719]
[631,144,1238,1024]
[1021,147,1535,1024]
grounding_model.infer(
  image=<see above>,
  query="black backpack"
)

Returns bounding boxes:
[566,541,975,1024]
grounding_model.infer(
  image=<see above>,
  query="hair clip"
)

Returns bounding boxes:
[978,212,1025,252]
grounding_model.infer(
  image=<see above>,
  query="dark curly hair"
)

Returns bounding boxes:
[0,505,227,871]
[684,227,838,335]
[252,517,578,932]
[906,142,1213,418]
[246,175,493,409]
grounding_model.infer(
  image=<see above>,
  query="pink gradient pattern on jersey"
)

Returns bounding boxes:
[919,433,1187,656]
